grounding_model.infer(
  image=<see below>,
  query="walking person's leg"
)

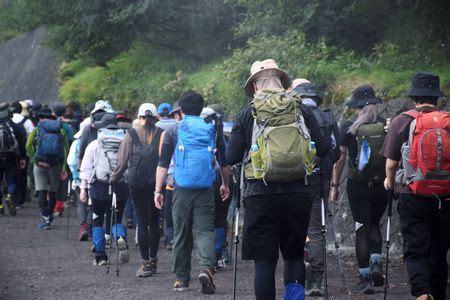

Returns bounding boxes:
[164,188,174,249]
[347,180,375,294]
[76,186,89,241]
[113,184,129,264]
[91,198,108,265]
[172,187,194,290]
[368,182,388,287]
[192,188,216,294]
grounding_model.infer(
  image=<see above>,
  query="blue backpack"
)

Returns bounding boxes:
[174,116,216,189]
[34,120,64,166]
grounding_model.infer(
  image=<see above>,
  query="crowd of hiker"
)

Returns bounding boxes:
[0,60,448,300]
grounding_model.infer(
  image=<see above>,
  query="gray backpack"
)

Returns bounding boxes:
[93,128,125,183]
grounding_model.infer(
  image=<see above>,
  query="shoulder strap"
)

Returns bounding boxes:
[150,128,163,148]
[402,109,420,119]
[129,128,142,147]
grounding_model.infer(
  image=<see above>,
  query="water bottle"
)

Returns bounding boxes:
[251,144,259,152]
[309,141,316,152]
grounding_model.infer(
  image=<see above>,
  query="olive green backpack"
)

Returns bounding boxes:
[348,121,386,182]
[245,89,316,182]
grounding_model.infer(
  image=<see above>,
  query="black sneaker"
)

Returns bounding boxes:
[136,261,153,277]
[149,258,157,274]
[198,268,216,294]
[370,262,385,287]
[5,195,16,216]
[173,279,190,292]
[93,254,108,266]
[305,271,324,296]
[354,275,375,294]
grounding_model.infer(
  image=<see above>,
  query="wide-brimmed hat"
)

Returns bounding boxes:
[38,107,56,120]
[168,101,181,117]
[291,78,311,90]
[137,103,158,117]
[91,100,113,115]
[293,82,323,105]
[244,59,291,97]
[346,85,382,108]
[0,103,11,120]
[94,113,118,129]
[405,72,445,98]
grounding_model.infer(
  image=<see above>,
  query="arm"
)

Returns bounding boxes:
[219,165,231,200]
[384,158,399,190]
[26,128,38,162]
[330,145,347,202]
[226,108,249,165]
[111,132,131,182]
[154,166,168,209]
[154,128,175,209]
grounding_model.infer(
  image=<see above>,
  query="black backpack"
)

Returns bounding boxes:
[311,107,337,175]
[0,121,19,158]
[127,128,162,188]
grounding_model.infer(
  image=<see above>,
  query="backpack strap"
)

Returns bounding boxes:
[129,128,142,148]
[402,109,420,119]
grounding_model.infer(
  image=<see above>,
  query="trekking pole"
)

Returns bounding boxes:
[384,190,394,300]
[321,197,328,300]
[66,180,72,239]
[106,184,113,274]
[232,164,244,300]
[113,190,119,277]
[327,209,349,295]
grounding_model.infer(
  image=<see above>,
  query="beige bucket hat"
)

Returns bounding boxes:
[243,59,291,97]
[291,78,311,90]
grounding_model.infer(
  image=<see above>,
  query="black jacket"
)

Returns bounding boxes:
[226,104,332,197]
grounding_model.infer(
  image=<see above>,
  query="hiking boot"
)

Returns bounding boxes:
[79,223,89,241]
[305,271,324,296]
[5,194,16,216]
[38,216,51,230]
[198,268,216,294]
[93,254,108,266]
[370,262,385,287]
[354,275,375,294]
[136,260,153,277]
[117,237,130,263]
[149,258,157,274]
[126,217,134,229]
[173,279,189,292]
[53,200,64,217]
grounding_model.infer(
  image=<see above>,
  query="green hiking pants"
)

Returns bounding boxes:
[172,187,215,281]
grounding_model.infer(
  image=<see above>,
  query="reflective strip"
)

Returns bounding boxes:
[436,129,442,170]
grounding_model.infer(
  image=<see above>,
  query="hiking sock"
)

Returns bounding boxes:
[359,267,370,278]
[284,283,305,299]
[112,223,126,240]
[254,260,277,299]
[370,254,381,265]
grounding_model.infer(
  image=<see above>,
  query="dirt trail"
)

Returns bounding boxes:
[0,201,416,299]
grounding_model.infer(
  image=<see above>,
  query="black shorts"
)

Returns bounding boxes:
[242,190,313,261]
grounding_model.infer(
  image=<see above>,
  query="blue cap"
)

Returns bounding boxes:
[158,103,172,114]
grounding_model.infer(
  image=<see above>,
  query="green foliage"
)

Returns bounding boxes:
[0,0,43,42]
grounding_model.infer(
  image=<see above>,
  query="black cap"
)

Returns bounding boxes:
[293,82,323,105]
[38,107,56,120]
[168,101,181,117]
[94,113,118,129]
[405,72,445,98]
[346,85,382,108]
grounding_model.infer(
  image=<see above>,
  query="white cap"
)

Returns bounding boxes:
[137,103,157,117]
[91,100,113,114]
[200,107,216,119]
[74,117,91,139]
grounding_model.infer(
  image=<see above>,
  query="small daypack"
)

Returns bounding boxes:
[93,128,125,183]
[34,120,64,165]
[397,110,450,196]
[311,107,337,174]
[127,128,162,188]
[0,120,19,158]
[245,90,316,182]
[174,116,216,189]
[348,121,386,182]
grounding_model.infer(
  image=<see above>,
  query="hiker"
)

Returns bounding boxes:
[162,101,182,251]
[111,103,163,277]
[330,85,388,294]
[52,102,75,218]
[201,106,233,271]
[155,102,176,130]
[381,72,450,300]
[26,107,69,230]
[77,100,114,168]
[291,79,340,296]
[79,113,130,266]
[0,103,27,215]
[10,101,34,207]
[67,121,91,241]
[226,59,331,299]
[154,91,230,294]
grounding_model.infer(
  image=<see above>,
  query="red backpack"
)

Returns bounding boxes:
[401,110,450,196]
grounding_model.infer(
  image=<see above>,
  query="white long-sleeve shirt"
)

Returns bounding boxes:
[12,113,35,135]
[79,140,98,183]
